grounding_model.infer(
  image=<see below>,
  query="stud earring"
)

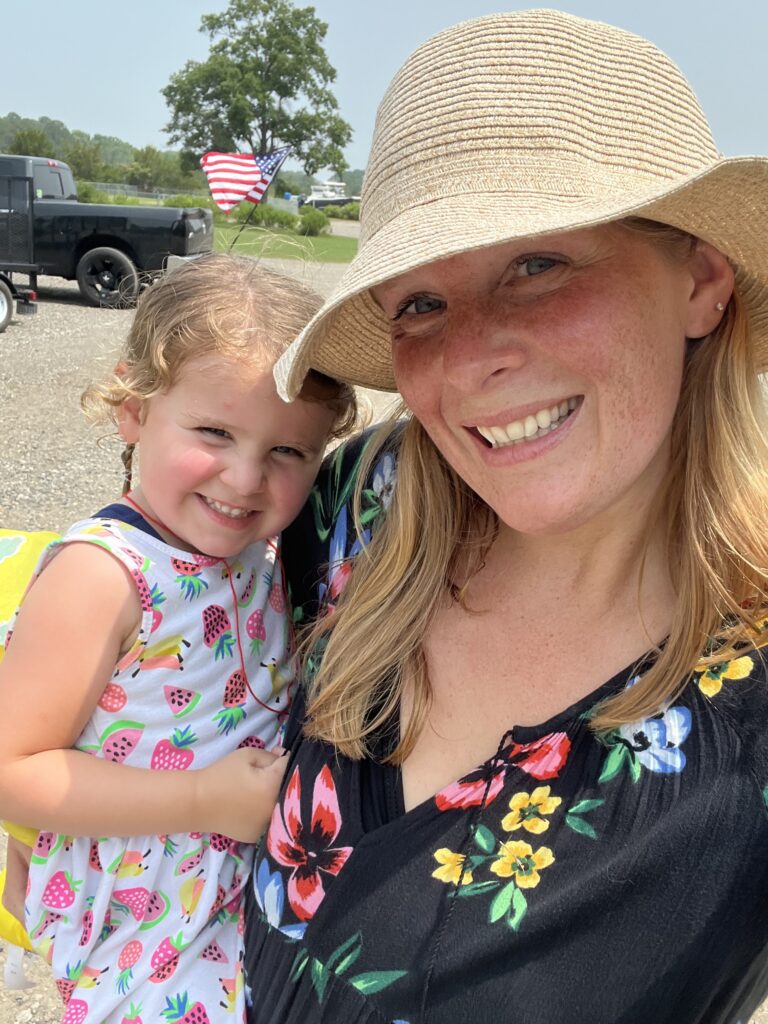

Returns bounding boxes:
[121,443,135,496]
[715,301,725,312]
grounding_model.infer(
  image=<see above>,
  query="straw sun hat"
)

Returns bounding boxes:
[275,8,768,399]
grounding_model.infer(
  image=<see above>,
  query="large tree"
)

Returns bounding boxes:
[163,0,352,176]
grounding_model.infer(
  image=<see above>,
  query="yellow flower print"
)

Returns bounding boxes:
[490,840,554,889]
[694,654,754,698]
[501,786,562,834]
[432,848,473,886]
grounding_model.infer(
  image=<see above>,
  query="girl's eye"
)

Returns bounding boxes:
[272,445,303,458]
[393,294,444,319]
[512,256,560,277]
[199,427,230,439]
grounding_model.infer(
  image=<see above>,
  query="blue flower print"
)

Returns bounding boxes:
[617,706,692,774]
[372,453,397,511]
[318,505,370,608]
[253,858,307,940]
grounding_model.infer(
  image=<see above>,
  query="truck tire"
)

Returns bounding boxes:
[0,280,13,333]
[76,247,139,308]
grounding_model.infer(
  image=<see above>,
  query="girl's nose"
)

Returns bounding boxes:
[441,302,528,393]
[220,458,265,497]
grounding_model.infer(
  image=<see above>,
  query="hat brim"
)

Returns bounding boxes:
[275,156,768,399]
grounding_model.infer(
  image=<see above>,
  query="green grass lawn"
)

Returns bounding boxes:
[215,224,357,263]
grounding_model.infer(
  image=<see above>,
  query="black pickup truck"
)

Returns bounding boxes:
[0,155,213,315]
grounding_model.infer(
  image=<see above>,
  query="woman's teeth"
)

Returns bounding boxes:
[204,497,252,519]
[476,397,578,448]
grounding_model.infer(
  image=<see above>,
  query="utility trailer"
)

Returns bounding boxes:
[0,174,39,333]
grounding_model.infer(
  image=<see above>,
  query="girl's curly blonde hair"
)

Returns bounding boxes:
[82,253,357,439]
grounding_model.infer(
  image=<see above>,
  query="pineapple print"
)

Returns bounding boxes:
[172,559,209,600]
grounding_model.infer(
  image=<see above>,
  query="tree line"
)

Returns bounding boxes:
[2,0,364,198]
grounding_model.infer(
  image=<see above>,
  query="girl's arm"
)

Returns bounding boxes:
[0,542,284,842]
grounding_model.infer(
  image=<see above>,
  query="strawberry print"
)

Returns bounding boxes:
[246,609,266,655]
[62,998,89,1024]
[98,682,127,713]
[268,581,286,613]
[151,727,197,769]
[43,870,81,909]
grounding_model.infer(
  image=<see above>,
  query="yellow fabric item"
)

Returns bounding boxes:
[0,527,59,663]
[2,821,37,847]
[0,869,32,949]
[0,528,59,950]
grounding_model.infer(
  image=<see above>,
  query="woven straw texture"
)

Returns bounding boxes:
[275,9,768,398]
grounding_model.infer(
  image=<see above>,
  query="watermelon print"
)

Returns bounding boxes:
[21,515,290,1023]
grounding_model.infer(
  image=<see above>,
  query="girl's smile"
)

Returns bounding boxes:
[119,353,336,558]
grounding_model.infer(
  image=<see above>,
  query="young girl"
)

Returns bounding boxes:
[0,254,356,1023]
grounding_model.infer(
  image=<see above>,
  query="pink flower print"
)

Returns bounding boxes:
[507,732,571,780]
[435,757,507,811]
[435,731,571,812]
[267,765,353,922]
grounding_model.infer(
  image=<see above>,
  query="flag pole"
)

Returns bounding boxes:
[228,203,259,252]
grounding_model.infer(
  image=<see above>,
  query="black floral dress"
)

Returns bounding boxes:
[243,431,768,1024]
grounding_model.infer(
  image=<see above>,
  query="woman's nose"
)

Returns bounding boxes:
[441,303,528,392]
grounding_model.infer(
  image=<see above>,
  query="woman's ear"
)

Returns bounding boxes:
[685,241,735,338]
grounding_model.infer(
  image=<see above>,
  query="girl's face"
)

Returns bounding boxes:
[119,353,335,558]
[373,225,732,537]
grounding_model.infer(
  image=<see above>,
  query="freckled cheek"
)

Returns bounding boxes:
[392,339,441,416]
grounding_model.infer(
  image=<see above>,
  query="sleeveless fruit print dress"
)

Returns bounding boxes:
[19,516,292,1024]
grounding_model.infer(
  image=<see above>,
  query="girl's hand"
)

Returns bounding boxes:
[194,746,287,843]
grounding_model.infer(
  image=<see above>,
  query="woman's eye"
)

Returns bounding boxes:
[393,294,444,319]
[512,256,560,277]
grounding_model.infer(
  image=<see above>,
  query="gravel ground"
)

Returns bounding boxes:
[0,254,765,1023]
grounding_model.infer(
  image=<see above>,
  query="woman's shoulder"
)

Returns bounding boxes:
[282,424,402,622]
[689,644,768,790]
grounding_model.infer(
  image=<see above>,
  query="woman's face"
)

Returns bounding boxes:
[373,224,732,536]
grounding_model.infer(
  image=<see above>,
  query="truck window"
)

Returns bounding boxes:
[32,166,67,199]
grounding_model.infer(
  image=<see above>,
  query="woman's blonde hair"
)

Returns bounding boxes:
[303,222,768,761]
[82,253,357,439]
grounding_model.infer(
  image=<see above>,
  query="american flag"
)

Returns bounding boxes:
[200,146,291,214]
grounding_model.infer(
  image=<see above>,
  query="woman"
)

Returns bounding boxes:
[246,11,768,1023]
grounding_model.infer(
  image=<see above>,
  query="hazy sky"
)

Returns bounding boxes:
[3,0,767,173]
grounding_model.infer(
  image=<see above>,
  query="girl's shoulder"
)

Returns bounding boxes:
[43,515,152,576]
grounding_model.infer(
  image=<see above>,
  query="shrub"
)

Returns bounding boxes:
[325,202,360,221]
[162,194,214,210]
[296,207,330,236]
[233,203,298,230]
[75,182,111,204]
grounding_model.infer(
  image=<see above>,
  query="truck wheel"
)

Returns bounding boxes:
[0,280,13,333]
[76,247,139,308]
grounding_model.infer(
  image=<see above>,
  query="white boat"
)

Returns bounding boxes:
[302,181,359,209]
